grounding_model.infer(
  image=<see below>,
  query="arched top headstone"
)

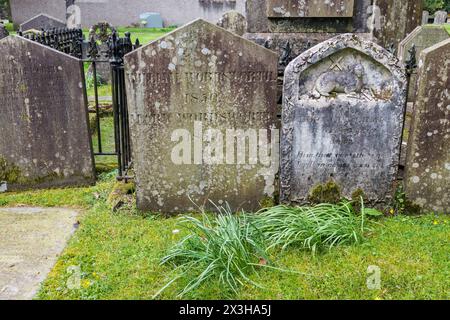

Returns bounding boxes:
[281,34,407,205]
[217,10,247,36]
[284,33,407,103]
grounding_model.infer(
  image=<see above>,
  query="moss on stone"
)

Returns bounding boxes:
[107,181,136,211]
[260,196,276,209]
[351,188,368,214]
[308,180,342,204]
[0,156,22,183]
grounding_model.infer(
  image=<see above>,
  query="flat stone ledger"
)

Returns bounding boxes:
[0,36,95,191]
[20,14,66,31]
[281,34,407,205]
[404,39,450,213]
[125,19,278,214]
[267,0,354,18]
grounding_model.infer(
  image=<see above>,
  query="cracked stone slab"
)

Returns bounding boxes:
[0,207,79,300]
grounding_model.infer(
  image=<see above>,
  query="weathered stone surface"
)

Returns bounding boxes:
[125,19,278,214]
[281,34,407,205]
[266,0,354,18]
[398,25,449,101]
[19,13,66,31]
[372,0,423,50]
[0,207,79,300]
[246,0,372,33]
[0,23,8,40]
[217,10,247,36]
[433,10,447,25]
[0,36,95,191]
[422,10,429,25]
[404,38,450,213]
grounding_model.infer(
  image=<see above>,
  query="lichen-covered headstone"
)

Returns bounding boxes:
[433,11,447,25]
[398,25,449,102]
[281,34,407,205]
[0,23,8,40]
[19,13,66,31]
[0,36,95,191]
[422,11,429,25]
[372,0,423,50]
[266,0,355,18]
[124,19,278,214]
[217,10,247,36]
[404,38,450,213]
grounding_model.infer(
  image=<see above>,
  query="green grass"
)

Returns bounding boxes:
[82,27,174,46]
[445,24,450,34]
[0,179,448,299]
[92,115,117,166]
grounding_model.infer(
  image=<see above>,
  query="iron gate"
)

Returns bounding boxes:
[19,27,139,180]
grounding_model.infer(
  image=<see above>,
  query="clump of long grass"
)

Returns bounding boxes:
[157,199,380,297]
[156,203,268,298]
[249,200,375,254]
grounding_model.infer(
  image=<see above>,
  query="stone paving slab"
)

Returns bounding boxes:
[0,207,79,300]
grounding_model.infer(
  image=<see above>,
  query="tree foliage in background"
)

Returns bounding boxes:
[0,0,10,20]
[423,0,450,13]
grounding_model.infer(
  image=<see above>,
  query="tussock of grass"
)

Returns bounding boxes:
[158,204,268,298]
[250,201,376,254]
[158,200,382,297]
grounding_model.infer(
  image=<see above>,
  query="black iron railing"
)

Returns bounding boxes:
[18,26,139,181]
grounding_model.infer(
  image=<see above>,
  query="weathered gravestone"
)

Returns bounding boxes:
[0,36,95,191]
[125,19,279,213]
[281,34,407,205]
[266,0,355,18]
[422,11,429,25]
[371,0,423,50]
[217,10,247,36]
[433,11,447,25]
[398,25,449,102]
[404,38,450,213]
[0,23,8,40]
[20,13,66,32]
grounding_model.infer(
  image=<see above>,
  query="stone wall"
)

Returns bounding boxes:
[10,0,246,28]
[10,0,66,26]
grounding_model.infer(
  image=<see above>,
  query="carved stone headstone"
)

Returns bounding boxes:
[125,19,278,214]
[372,0,423,50]
[398,25,449,101]
[0,23,8,40]
[422,11,429,25]
[0,36,95,191]
[20,13,66,31]
[266,0,355,18]
[217,10,247,36]
[433,10,447,25]
[404,38,450,213]
[281,34,407,205]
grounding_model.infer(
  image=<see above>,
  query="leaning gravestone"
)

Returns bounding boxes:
[20,13,66,31]
[404,38,450,213]
[125,19,278,213]
[398,25,449,101]
[281,34,407,205]
[0,23,8,40]
[0,36,95,191]
[217,10,247,36]
[433,10,447,24]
